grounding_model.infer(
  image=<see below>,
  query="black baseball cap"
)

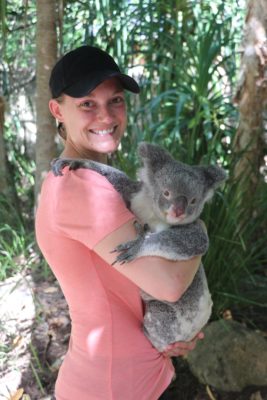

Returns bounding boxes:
[49,45,140,98]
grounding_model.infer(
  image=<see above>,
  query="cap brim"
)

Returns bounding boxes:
[63,70,140,98]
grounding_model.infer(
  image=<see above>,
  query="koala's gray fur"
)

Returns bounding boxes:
[52,142,226,351]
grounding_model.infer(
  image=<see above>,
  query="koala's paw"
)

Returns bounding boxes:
[111,236,144,264]
[51,158,84,176]
[111,221,149,265]
[51,158,72,176]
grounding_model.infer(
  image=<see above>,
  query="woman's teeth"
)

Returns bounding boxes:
[92,127,115,136]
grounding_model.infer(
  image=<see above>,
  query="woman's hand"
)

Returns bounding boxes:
[162,332,204,357]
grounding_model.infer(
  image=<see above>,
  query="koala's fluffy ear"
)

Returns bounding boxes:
[199,165,227,189]
[138,142,173,172]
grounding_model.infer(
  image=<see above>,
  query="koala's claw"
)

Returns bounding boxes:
[113,246,139,264]
[111,239,140,265]
[51,158,73,176]
[51,158,85,176]
[51,158,69,176]
[112,240,136,253]
[111,222,149,265]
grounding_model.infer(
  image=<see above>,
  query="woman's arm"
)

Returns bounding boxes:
[94,218,201,302]
[53,169,201,302]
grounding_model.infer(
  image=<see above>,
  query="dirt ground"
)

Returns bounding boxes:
[1,271,266,400]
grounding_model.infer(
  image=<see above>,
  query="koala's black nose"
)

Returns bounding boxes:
[173,196,188,217]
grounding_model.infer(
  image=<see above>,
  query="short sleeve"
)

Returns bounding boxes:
[53,167,134,248]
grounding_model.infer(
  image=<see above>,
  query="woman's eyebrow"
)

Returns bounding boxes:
[84,89,124,99]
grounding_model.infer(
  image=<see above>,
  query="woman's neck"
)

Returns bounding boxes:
[60,144,108,164]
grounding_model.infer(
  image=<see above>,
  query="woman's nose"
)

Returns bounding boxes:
[97,106,114,123]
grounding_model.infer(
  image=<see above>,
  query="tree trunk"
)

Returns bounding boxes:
[0,96,9,195]
[35,0,58,203]
[233,0,267,183]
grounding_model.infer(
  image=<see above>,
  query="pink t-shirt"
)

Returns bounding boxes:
[35,168,174,400]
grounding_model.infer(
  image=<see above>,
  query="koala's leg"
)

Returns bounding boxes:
[143,265,213,350]
[113,220,209,263]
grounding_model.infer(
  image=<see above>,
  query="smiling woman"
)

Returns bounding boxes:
[49,78,127,162]
[35,45,203,400]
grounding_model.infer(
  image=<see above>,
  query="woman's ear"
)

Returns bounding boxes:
[49,99,64,121]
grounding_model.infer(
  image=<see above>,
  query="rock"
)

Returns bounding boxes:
[186,319,267,392]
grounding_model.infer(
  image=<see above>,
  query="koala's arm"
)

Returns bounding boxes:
[113,220,209,264]
[52,157,122,178]
[51,158,140,205]
[94,219,202,302]
[148,220,209,260]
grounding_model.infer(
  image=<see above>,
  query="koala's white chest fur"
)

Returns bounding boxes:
[130,188,169,232]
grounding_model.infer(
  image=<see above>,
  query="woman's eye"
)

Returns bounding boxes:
[79,101,94,108]
[111,96,124,104]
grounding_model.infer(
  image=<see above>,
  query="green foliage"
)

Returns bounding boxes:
[0,183,39,280]
[203,170,267,318]
[1,0,36,96]
[0,200,49,280]
[121,2,239,165]
[3,122,35,222]
[0,222,28,279]
[0,124,39,279]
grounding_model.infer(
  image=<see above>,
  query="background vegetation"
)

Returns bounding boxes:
[1,0,267,326]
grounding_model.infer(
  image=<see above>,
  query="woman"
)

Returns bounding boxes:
[35,45,203,400]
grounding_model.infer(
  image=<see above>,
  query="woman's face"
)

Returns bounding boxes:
[49,78,127,160]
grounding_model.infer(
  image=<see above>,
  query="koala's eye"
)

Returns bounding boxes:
[190,198,197,205]
[163,190,171,198]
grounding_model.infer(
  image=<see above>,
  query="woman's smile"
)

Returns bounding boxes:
[89,126,117,136]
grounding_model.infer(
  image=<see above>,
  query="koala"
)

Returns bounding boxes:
[51,142,226,351]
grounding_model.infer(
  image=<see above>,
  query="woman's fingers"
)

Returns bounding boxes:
[162,331,205,357]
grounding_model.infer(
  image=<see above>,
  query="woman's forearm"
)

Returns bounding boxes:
[94,219,202,301]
